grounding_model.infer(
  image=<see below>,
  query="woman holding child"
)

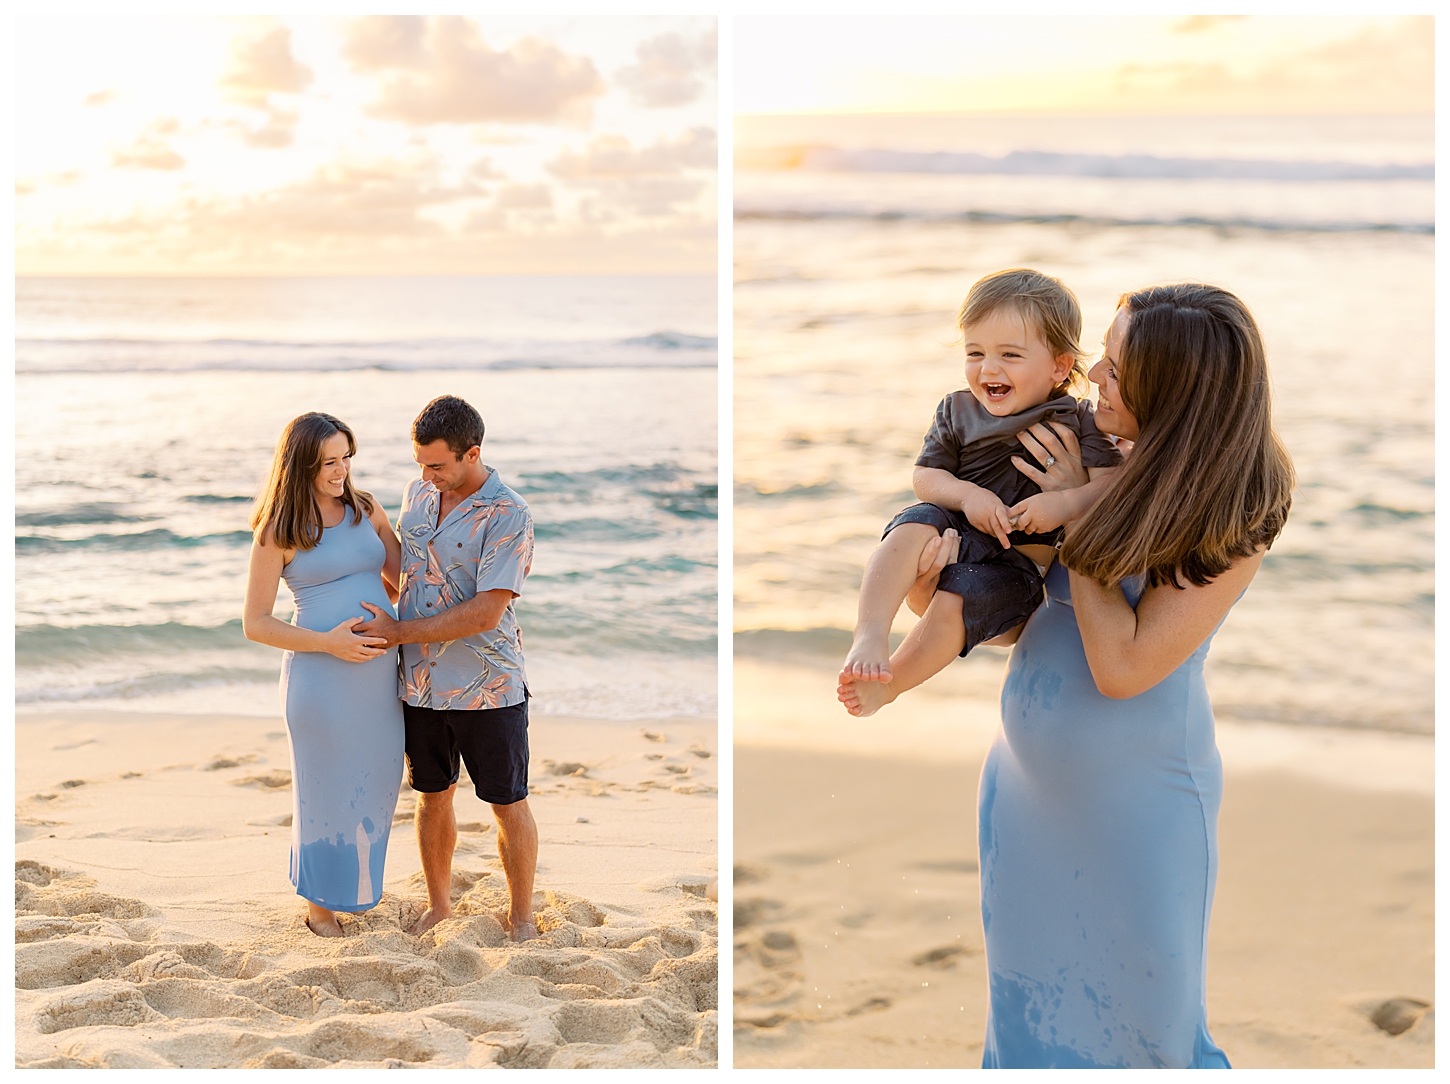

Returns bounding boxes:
[839,273,1293,1068]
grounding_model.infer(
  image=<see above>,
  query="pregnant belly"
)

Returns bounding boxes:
[292,574,395,633]
[1001,603,1212,787]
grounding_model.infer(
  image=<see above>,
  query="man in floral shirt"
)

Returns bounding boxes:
[358,395,537,940]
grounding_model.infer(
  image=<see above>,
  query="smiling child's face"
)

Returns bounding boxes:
[961,307,1074,417]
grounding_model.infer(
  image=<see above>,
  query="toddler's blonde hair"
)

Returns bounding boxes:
[957,268,1089,396]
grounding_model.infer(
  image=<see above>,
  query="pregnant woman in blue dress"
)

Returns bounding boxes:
[243,412,406,937]
[849,284,1293,1066]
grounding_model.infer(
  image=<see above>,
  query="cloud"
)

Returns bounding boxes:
[83,89,118,107]
[547,128,714,218]
[184,156,485,240]
[218,26,313,104]
[615,26,717,107]
[111,117,185,171]
[1172,16,1247,34]
[469,157,506,181]
[343,15,605,125]
[548,127,716,179]
[343,14,428,69]
[581,177,707,219]
[235,107,299,149]
[16,170,82,195]
[1109,16,1432,112]
[493,183,552,209]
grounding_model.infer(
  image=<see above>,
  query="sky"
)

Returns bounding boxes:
[735,13,1432,117]
[15,13,717,275]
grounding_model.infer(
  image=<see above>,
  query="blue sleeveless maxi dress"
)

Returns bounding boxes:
[279,511,405,913]
[978,560,1232,1068]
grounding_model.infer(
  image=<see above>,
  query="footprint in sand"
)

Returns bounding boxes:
[203,755,259,771]
[231,771,291,791]
[911,944,974,968]
[1370,997,1432,1037]
[16,859,718,1069]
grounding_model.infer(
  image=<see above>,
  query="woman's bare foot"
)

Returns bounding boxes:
[305,905,344,937]
[408,905,450,936]
[840,632,893,684]
[836,677,893,717]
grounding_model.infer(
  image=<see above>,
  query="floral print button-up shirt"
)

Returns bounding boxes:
[396,468,533,710]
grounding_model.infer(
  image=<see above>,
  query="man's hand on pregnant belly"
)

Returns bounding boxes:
[321,617,389,662]
[358,590,514,647]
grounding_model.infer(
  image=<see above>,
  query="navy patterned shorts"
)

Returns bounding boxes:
[883,502,1047,657]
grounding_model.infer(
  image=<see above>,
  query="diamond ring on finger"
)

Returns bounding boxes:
[1044,455,1057,467]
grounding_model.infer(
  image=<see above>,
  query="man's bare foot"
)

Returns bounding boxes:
[408,905,450,936]
[837,677,893,718]
[839,632,893,684]
[496,909,539,941]
[305,910,344,937]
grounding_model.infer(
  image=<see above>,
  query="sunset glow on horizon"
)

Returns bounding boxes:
[735,14,1431,119]
[16,13,717,276]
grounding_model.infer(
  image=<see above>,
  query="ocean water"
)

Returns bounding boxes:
[16,275,718,720]
[734,114,1432,736]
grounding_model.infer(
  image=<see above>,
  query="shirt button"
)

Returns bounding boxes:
[426,601,432,607]
[456,543,462,548]
[429,661,436,667]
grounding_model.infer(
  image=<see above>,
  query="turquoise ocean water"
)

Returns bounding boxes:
[16,275,717,720]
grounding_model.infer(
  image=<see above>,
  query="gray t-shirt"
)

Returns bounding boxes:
[916,391,1122,516]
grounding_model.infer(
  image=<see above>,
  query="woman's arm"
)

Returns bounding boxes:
[1068,550,1264,699]
[243,535,388,661]
[367,499,403,604]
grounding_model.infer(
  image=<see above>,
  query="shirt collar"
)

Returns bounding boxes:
[420,466,501,509]
[474,466,502,505]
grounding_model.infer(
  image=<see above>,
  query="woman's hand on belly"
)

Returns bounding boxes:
[320,617,390,662]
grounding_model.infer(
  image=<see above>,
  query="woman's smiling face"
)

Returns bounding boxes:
[1088,307,1139,441]
[312,431,352,505]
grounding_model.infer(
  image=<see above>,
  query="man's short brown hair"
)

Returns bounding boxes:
[412,395,484,458]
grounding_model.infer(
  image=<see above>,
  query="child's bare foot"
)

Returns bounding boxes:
[837,677,893,717]
[840,633,893,684]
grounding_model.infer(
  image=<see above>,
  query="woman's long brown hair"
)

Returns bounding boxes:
[1060,283,1294,588]
[250,413,373,551]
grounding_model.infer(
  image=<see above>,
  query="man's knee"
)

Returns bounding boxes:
[416,785,456,825]
[491,797,533,828]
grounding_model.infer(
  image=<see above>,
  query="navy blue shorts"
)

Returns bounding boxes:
[883,503,1046,657]
[403,699,529,806]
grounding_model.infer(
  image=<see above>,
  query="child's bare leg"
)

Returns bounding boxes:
[840,522,941,684]
[838,588,968,717]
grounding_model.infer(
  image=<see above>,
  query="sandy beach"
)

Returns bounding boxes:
[733,657,1433,1069]
[16,709,718,1069]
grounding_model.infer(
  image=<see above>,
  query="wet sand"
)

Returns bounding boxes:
[16,709,718,1069]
